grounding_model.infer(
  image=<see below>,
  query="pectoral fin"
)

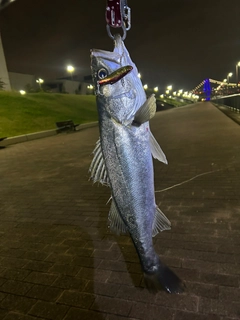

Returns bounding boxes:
[89,139,110,186]
[108,199,128,235]
[150,131,168,164]
[132,94,156,126]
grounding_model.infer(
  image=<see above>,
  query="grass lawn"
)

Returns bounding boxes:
[0,92,98,137]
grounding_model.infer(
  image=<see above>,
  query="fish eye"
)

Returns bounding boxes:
[98,68,108,80]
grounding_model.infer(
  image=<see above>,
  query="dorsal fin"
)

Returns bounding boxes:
[108,199,128,235]
[89,139,110,186]
[150,131,168,164]
[132,94,156,126]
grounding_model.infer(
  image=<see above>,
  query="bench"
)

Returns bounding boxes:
[56,120,79,133]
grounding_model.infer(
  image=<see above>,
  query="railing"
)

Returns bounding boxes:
[212,93,240,113]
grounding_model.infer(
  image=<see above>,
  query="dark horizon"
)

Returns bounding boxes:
[1,0,240,92]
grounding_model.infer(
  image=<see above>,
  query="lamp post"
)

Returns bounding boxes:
[236,62,240,87]
[67,65,75,80]
[227,72,232,94]
[36,78,44,90]
[227,72,232,84]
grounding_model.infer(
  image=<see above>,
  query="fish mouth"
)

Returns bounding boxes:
[98,65,133,86]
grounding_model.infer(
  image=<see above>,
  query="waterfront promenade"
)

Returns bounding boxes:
[0,102,239,319]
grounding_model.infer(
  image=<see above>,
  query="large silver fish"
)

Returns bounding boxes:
[90,34,184,294]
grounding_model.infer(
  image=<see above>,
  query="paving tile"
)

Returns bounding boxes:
[0,280,33,295]
[25,272,58,286]
[0,294,37,313]
[57,290,95,309]
[48,264,80,276]
[1,269,31,281]
[52,275,87,290]
[91,295,132,317]
[77,267,112,283]
[3,312,39,320]
[129,301,174,320]
[173,311,221,320]
[26,284,63,301]
[29,301,69,320]
[63,307,106,320]
[84,280,120,297]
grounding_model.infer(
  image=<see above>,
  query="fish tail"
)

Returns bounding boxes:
[144,262,185,294]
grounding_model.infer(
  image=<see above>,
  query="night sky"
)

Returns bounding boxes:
[1,0,240,91]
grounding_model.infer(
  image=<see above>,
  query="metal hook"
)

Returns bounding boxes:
[105,0,130,40]
[106,23,127,41]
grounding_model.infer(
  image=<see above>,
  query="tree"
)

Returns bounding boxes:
[0,78,6,90]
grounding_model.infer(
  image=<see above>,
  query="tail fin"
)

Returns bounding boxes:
[144,263,185,294]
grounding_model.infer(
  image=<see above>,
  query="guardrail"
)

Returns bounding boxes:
[212,93,240,113]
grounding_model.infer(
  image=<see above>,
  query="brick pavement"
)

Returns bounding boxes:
[0,101,239,320]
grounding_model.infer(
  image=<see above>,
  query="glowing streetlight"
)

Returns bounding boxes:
[87,85,94,89]
[227,72,233,84]
[236,62,240,87]
[67,65,75,80]
[143,84,148,90]
[36,78,44,89]
[154,86,158,92]
[165,90,169,95]
[160,94,164,98]
[167,85,172,91]
[19,90,26,95]
[137,73,141,79]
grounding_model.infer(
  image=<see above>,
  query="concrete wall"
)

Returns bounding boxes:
[0,33,11,90]
[9,72,36,91]
[62,80,80,94]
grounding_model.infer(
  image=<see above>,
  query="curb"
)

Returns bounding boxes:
[0,122,98,148]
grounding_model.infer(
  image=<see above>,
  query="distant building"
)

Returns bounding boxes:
[8,72,36,91]
[0,32,11,90]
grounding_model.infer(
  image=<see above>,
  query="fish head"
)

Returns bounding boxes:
[91,34,146,124]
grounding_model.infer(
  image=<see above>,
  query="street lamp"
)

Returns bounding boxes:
[137,73,141,79]
[227,72,232,84]
[236,62,240,87]
[67,65,75,80]
[36,78,44,89]
[227,73,232,94]
[167,85,172,91]
[154,86,158,92]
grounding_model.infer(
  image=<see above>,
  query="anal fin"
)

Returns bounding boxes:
[152,206,171,237]
[108,199,128,235]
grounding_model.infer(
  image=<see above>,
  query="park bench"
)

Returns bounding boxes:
[55,120,79,133]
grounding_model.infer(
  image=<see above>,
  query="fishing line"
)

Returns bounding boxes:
[155,167,227,193]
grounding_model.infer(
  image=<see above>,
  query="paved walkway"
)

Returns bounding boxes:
[0,102,240,320]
